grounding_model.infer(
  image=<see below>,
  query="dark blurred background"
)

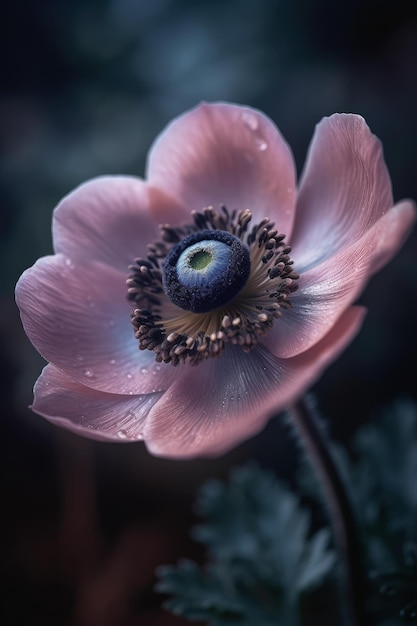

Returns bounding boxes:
[1,0,417,624]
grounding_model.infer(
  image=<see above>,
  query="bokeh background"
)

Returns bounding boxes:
[2,0,417,624]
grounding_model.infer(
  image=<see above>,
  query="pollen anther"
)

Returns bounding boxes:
[128,205,299,366]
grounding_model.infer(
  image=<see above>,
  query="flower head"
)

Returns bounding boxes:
[15,103,415,458]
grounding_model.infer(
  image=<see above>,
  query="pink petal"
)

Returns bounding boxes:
[290,114,394,271]
[143,307,366,459]
[53,176,159,271]
[32,364,162,442]
[15,254,178,395]
[270,200,416,359]
[147,102,296,233]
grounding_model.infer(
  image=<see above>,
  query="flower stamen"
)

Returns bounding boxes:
[127,206,299,366]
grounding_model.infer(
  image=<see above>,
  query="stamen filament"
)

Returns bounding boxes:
[127,205,299,366]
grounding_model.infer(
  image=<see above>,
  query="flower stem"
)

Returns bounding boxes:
[288,395,369,626]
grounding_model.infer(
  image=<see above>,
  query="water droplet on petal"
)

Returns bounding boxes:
[117,429,128,439]
[242,111,259,131]
[82,368,95,379]
[65,258,74,269]
[109,359,116,365]
[256,139,268,151]
[140,367,148,374]
[126,373,132,379]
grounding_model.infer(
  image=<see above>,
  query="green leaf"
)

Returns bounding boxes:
[297,397,417,624]
[156,464,336,625]
[156,559,244,624]
[352,399,417,539]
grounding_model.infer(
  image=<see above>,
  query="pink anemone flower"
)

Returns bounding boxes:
[15,103,415,458]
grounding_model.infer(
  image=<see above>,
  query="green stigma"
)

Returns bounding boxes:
[189,249,212,270]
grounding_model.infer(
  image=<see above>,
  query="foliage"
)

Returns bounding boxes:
[156,399,417,625]
[156,464,336,626]
[349,400,417,623]
[298,398,417,624]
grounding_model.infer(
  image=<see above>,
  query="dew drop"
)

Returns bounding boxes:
[65,258,74,268]
[126,373,133,379]
[117,429,128,439]
[82,368,95,379]
[109,359,116,365]
[242,111,258,131]
[140,367,148,374]
[256,139,268,151]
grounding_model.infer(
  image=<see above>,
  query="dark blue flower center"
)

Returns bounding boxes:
[162,230,251,313]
